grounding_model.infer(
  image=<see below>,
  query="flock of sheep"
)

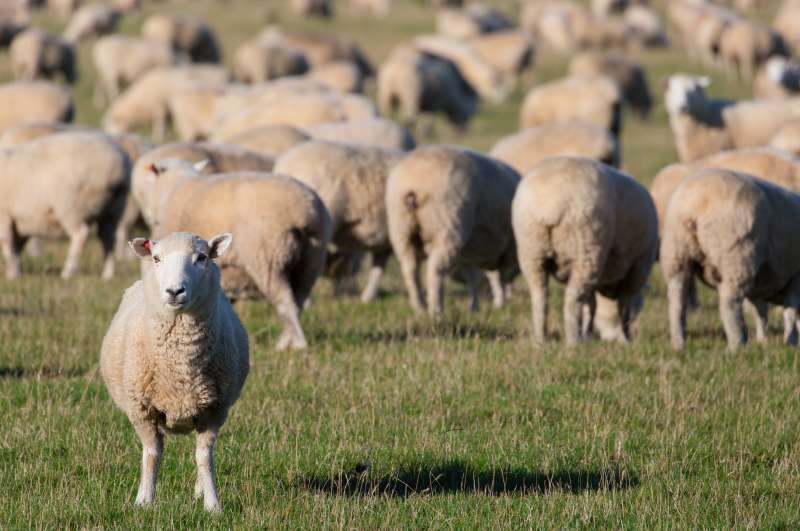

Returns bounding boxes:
[4,0,800,513]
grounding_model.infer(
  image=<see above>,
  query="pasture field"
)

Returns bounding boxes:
[1,0,800,528]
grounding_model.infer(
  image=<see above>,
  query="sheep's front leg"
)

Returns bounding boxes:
[746,299,769,344]
[719,283,747,351]
[194,425,221,512]
[581,293,597,340]
[524,268,548,343]
[360,250,391,303]
[486,270,505,309]
[395,245,425,315]
[667,274,690,350]
[0,215,23,279]
[564,280,591,346]
[134,422,163,506]
[272,280,307,351]
[61,222,90,279]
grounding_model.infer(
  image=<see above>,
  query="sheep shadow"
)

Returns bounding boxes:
[297,459,639,497]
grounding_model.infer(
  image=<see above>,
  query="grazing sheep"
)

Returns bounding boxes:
[304,117,416,151]
[143,161,332,351]
[775,0,800,55]
[377,46,478,130]
[141,13,220,63]
[386,145,520,316]
[213,125,310,157]
[93,35,177,106]
[520,75,623,136]
[0,131,129,279]
[275,140,405,302]
[261,29,373,79]
[568,51,652,117]
[10,28,76,84]
[718,19,787,78]
[661,169,800,350]
[623,5,668,48]
[0,81,73,131]
[305,61,365,93]
[233,39,309,84]
[754,56,800,99]
[470,30,535,81]
[62,3,119,43]
[512,157,658,344]
[435,3,514,40]
[102,65,230,142]
[521,1,627,53]
[291,0,332,18]
[491,122,621,175]
[100,231,248,512]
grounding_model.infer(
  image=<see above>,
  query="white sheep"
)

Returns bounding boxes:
[754,56,800,99]
[435,3,513,40]
[520,74,623,136]
[100,231,248,512]
[0,81,73,132]
[62,3,120,43]
[386,145,520,316]
[141,13,220,64]
[718,19,787,78]
[93,35,177,106]
[661,169,800,350]
[304,117,416,151]
[775,0,800,55]
[0,131,129,279]
[469,30,535,81]
[213,124,310,157]
[142,161,332,351]
[568,51,652,117]
[275,140,405,302]
[233,39,309,84]
[512,156,658,344]
[260,29,373,79]
[490,122,620,176]
[623,5,668,48]
[10,28,76,84]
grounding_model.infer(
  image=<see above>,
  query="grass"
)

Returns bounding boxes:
[1,0,800,528]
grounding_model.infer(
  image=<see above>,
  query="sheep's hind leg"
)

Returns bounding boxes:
[61,222,90,279]
[395,244,425,315]
[486,270,505,309]
[425,245,457,318]
[667,272,691,350]
[360,250,391,303]
[271,279,308,351]
[0,216,25,279]
[746,299,769,344]
[564,279,592,346]
[98,217,117,281]
[134,422,163,506]
[194,420,222,512]
[718,282,747,351]
[782,277,800,345]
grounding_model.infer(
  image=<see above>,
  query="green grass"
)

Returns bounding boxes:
[1,0,800,528]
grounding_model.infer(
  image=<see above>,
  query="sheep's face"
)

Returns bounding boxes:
[664,75,710,115]
[130,231,233,313]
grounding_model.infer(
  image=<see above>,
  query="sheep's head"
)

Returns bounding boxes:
[131,232,233,313]
[663,74,710,116]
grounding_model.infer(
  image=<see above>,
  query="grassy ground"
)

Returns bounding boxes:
[1,0,800,528]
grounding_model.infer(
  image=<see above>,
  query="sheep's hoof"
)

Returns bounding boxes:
[204,500,221,513]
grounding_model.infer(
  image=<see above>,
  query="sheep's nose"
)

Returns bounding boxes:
[166,287,185,298]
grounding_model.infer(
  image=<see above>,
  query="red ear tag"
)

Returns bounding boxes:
[143,240,151,251]
[147,163,159,175]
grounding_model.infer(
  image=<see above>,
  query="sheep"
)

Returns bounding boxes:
[304,117,416,151]
[377,46,478,130]
[386,145,520,316]
[770,121,800,156]
[304,61,365,93]
[260,29,373,79]
[0,131,129,279]
[233,39,309,84]
[100,231,248,512]
[512,156,658,344]
[661,168,800,350]
[213,125,310,157]
[775,0,800,55]
[414,34,511,104]
[718,19,787,78]
[521,2,627,54]
[93,35,177,107]
[664,74,800,162]
[102,65,230,142]
[0,121,84,147]
[141,161,332,351]
[435,3,513,40]
[290,0,332,18]
[10,28,76,84]
[520,75,623,136]
[141,13,220,64]
[490,122,620,176]
[568,51,652,117]
[63,3,120,43]
[754,56,800,99]
[622,4,667,47]
[0,81,73,131]
[275,140,404,302]
[469,30,535,81]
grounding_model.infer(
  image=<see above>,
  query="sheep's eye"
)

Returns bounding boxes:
[152,255,161,264]
[196,253,207,264]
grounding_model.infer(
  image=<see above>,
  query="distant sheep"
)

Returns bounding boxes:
[233,39,309,84]
[304,117,416,151]
[753,56,800,99]
[0,81,73,131]
[568,51,652,117]
[141,13,220,63]
[63,3,120,43]
[10,28,76,84]
[214,125,310,157]
[290,0,333,18]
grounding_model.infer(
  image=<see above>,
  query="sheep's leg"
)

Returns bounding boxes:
[134,422,163,506]
[0,216,23,280]
[486,270,505,309]
[718,283,747,351]
[194,424,221,512]
[524,267,548,343]
[783,307,798,346]
[360,250,390,303]
[396,245,425,315]
[425,246,456,318]
[271,279,307,351]
[61,222,90,279]
[98,218,117,281]
[746,299,769,344]
[581,293,596,340]
[564,279,592,346]
[667,273,691,350]
[465,268,481,312]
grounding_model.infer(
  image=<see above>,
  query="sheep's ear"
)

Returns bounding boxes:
[130,238,152,258]
[208,233,233,259]
[193,159,210,173]
[697,76,711,88]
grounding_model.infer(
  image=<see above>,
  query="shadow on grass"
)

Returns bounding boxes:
[297,459,639,497]
[338,322,518,344]
[0,366,85,379]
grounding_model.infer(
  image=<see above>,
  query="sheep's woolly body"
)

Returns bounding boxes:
[10,28,75,83]
[260,29,373,78]
[0,131,129,279]
[233,39,309,84]
[512,156,658,344]
[218,125,310,157]
[386,145,520,315]
[304,61,364,93]
[520,75,623,135]
[0,81,72,131]
[304,118,416,151]
[568,51,652,116]
[469,30,534,79]
[661,169,800,350]
[490,122,620,175]
[141,13,220,63]
[93,35,176,105]
[63,3,119,43]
